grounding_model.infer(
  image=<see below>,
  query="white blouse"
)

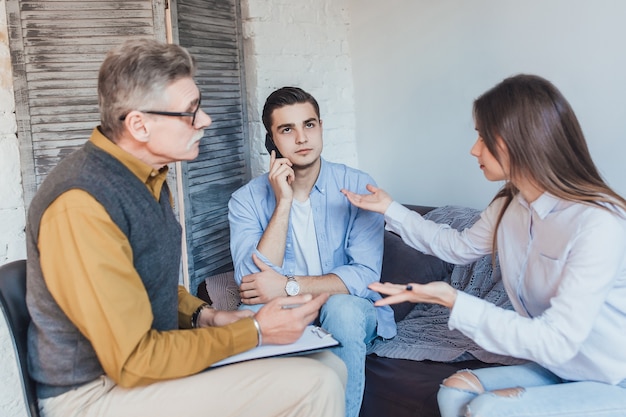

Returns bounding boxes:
[384,193,626,384]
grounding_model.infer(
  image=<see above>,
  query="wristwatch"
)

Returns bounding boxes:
[285,275,300,296]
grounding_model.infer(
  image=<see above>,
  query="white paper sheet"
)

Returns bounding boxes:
[210,325,339,368]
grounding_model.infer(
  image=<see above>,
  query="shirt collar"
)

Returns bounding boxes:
[89,127,169,199]
[90,127,168,179]
[516,191,560,219]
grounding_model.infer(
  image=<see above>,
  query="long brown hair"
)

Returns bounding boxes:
[473,74,626,255]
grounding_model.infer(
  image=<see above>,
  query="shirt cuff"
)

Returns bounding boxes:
[178,287,209,329]
[227,317,261,353]
[448,290,486,334]
[384,201,412,232]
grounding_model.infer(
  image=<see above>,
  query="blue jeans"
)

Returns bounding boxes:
[318,294,378,417]
[437,362,626,417]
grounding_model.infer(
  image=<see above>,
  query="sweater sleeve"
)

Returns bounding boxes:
[39,189,258,387]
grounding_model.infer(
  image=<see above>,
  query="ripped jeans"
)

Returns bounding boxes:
[437,362,626,417]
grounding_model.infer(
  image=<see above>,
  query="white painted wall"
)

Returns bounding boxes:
[348,0,626,210]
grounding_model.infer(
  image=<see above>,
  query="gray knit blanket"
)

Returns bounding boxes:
[370,205,525,366]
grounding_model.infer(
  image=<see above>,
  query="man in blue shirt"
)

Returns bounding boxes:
[228,86,396,417]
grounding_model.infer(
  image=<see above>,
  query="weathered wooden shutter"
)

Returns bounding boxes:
[7,0,167,204]
[171,0,250,294]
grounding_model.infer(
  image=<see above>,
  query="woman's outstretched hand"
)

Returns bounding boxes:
[341,184,394,214]
[369,281,458,309]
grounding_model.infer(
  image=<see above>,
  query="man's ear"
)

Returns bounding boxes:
[319,118,323,128]
[124,111,151,143]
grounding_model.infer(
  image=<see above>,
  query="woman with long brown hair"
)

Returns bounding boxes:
[342,74,626,417]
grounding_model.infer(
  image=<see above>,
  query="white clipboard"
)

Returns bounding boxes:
[210,325,340,368]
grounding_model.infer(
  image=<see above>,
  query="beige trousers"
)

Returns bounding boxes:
[39,351,346,417]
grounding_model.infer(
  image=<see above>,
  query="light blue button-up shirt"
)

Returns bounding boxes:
[229,158,396,339]
[385,193,626,384]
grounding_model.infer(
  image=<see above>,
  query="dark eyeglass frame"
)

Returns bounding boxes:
[119,94,202,125]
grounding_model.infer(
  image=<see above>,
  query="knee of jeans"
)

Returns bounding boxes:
[442,370,485,394]
[489,387,525,398]
[321,295,375,336]
[465,387,525,417]
[322,294,374,320]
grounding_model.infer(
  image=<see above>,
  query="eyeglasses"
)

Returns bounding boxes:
[119,94,202,125]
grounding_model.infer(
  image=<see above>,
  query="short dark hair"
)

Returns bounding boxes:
[262,87,320,135]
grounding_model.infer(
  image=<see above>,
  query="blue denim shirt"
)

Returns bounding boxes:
[228,158,396,339]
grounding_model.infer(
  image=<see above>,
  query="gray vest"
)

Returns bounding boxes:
[26,139,182,398]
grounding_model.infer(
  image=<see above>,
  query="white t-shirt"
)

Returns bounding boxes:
[291,198,323,276]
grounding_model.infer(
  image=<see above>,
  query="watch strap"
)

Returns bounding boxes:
[191,303,210,328]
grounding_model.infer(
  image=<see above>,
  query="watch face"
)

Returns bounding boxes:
[285,279,300,296]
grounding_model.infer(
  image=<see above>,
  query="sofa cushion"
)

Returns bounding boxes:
[381,205,454,321]
[198,270,241,311]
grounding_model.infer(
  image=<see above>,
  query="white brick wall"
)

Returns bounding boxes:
[0,2,357,415]
[1,0,29,414]
[0,1,25,266]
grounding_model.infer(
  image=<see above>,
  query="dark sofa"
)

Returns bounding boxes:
[359,205,496,417]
